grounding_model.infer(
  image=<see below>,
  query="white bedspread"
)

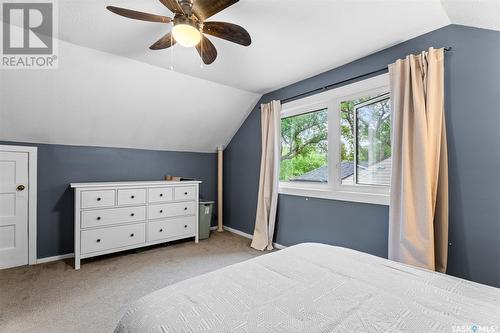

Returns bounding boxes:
[115,243,500,332]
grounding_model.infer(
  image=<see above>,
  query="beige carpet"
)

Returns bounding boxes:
[0,232,264,333]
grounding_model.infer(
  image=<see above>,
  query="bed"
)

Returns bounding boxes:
[115,243,500,332]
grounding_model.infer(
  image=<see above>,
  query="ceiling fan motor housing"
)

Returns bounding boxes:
[177,0,194,15]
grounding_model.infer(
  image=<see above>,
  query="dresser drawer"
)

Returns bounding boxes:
[81,206,146,229]
[148,216,196,242]
[148,187,173,203]
[117,188,146,206]
[174,186,196,201]
[81,223,145,255]
[148,201,196,220]
[81,190,115,209]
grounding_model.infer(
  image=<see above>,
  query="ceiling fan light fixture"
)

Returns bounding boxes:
[107,0,251,65]
[172,22,201,48]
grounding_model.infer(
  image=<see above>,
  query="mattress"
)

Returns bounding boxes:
[115,243,500,332]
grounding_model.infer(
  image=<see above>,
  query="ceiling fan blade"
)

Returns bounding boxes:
[106,6,171,23]
[202,22,251,46]
[158,0,184,14]
[192,0,239,21]
[196,35,217,65]
[150,32,176,50]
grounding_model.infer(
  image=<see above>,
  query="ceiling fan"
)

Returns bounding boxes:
[106,0,251,65]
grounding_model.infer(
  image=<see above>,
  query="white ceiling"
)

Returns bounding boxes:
[58,0,455,94]
[442,0,500,32]
[1,0,498,152]
[0,35,260,152]
[55,0,500,94]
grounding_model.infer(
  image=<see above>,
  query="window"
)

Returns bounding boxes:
[279,74,391,205]
[340,94,392,187]
[280,109,328,183]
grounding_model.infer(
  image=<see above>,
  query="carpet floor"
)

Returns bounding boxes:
[0,231,264,333]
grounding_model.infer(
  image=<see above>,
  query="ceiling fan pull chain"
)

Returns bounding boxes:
[170,24,174,71]
[200,36,204,69]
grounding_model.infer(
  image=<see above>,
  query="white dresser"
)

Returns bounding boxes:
[71,181,201,270]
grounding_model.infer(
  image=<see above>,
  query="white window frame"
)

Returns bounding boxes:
[278,74,391,206]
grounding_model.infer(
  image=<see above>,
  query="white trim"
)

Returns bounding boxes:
[278,74,391,206]
[36,253,74,264]
[273,243,287,250]
[279,186,390,206]
[0,145,38,265]
[34,227,286,265]
[223,226,253,239]
[223,226,287,250]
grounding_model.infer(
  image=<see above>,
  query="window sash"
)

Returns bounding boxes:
[353,93,391,187]
[278,74,390,206]
[278,105,330,186]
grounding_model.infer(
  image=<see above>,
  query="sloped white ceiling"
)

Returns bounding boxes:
[1,0,498,152]
[0,36,260,152]
[441,0,500,32]
[58,0,452,93]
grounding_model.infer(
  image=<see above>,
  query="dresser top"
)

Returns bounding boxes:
[70,180,202,188]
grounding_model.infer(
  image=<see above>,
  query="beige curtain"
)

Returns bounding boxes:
[251,100,281,251]
[388,47,449,273]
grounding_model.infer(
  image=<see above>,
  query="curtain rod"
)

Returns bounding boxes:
[268,47,452,106]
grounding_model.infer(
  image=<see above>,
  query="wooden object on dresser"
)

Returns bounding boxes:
[71,181,201,270]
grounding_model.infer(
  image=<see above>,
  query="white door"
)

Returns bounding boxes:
[0,151,29,268]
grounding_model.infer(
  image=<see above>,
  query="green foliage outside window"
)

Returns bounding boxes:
[279,94,391,184]
[280,109,328,182]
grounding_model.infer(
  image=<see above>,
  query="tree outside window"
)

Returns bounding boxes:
[280,109,328,182]
[341,94,391,186]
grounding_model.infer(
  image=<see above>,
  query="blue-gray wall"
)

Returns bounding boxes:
[0,141,217,259]
[224,25,500,287]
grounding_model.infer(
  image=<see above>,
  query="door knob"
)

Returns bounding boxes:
[16,185,25,191]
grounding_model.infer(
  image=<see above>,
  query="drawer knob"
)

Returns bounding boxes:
[160,210,163,213]
[131,195,135,199]
[184,207,188,210]
[184,192,188,195]
[130,213,135,217]
[97,217,101,220]
[160,194,163,197]
[97,197,102,201]
[159,228,163,232]
[184,225,187,228]
[130,233,134,237]
[96,239,101,243]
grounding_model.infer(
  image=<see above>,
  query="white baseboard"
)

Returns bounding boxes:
[36,253,74,264]
[222,226,287,250]
[35,227,286,265]
[223,226,253,239]
[272,243,287,250]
